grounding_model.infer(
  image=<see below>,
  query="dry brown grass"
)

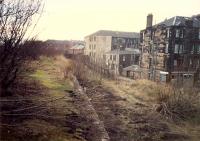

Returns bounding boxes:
[154,86,200,122]
[1,55,84,141]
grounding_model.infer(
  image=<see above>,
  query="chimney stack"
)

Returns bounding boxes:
[147,14,153,28]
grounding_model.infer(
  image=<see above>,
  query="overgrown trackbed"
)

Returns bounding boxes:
[77,78,188,141]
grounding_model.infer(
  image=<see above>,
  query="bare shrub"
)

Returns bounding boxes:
[155,86,200,121]
[0,0,43,96]
[22,40,64,60]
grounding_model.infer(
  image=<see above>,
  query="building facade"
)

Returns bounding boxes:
[84,30,140,75]
[105,48,140,75]
[140,14,200,82]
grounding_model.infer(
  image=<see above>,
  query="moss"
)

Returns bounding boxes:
[30,69,72,92]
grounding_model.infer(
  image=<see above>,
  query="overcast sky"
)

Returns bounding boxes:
[35,0,200,40]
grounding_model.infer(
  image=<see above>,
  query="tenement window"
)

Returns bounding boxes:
[197,45,200,54]
[111,64,115,70]
[110,55,112,60]
[167,29,170,38]
[176,29,180,38]
[174,60,177,66]
[179,45,183,53]
[165,43,169,53]
[174,44,179,53]
[123,56,126,61]
[180,30,184,38]
[113,55,116,61]
[199,29,200,39]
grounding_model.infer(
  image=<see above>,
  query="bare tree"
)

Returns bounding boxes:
[0,0,43,96]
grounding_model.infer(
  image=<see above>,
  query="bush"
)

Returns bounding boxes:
[155,86,200,121]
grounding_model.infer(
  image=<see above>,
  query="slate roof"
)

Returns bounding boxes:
[86,30,140,38]
[157,16,200,27]
[70,44,85,50]
[106,48,140,55]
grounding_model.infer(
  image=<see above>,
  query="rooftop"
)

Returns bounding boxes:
[86,30,140,38]
[106,48,140,55]
[70,44,85,50]
[157,16,200,27]
[123,65,142,72]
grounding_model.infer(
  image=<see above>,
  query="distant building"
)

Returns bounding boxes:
[140,14,200,83]
[105,48,140,75]
[45,40,70,51]
[84,30,140,75]
[68,44,85,55]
